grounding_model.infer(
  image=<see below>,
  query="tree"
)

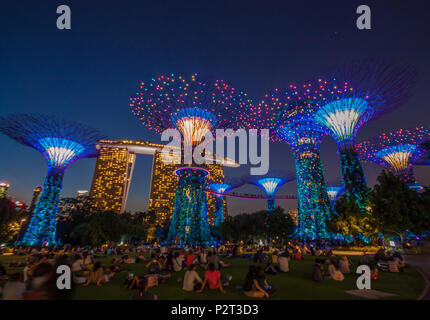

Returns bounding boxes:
[0,197,28,243]
[327,194,377,244]
[221,208,294,242]
[267,207,296,240]
[370,170,428,242]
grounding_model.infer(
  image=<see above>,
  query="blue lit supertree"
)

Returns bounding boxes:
[326,185,345,207]
[244,172,295,213]
[268,85,334,240]
[246,84,332,239]
[130,73,252,246]
[0,113,105,246]
[357,126,430,191]
[311,59,417,209]
[207,177,243,244]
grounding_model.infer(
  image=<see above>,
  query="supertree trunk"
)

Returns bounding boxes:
[21,167,64,246]
[211,195,224,244]
[167,168,213,246]
[295,154,332,240]
[339,146,369,210]
[267,198,276,212]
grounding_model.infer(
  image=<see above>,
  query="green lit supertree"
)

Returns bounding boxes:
[0,114,105,246]
[130,73,252,246]
[311,59,417,210]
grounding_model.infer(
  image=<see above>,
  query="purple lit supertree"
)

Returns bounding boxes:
[311,59,417,209]
[207,177,243,244]
[130,73,252,246]
[0,113,105,246]
[357,126,430,191]
[257,84,334,239]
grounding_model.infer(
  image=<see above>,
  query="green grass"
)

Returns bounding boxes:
[0,254,425,300]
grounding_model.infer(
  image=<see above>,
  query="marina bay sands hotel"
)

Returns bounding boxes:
[87,140,231,228]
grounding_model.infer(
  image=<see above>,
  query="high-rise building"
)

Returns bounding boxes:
[29,185,42,213]
[0,182,10,198]
[87,140,228,228]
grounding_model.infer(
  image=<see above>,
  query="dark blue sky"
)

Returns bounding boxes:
[1,0,429,215]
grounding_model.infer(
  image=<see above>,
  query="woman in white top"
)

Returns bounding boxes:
[183,264,203,291]
[172,253,183,272]
[199,251,208,264]
[71,256,84,272]
[278,252,291,273]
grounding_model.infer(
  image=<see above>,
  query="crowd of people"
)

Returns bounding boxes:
[0,241,407,300]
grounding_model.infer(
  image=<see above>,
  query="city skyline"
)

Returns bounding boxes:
[1,1,430,215]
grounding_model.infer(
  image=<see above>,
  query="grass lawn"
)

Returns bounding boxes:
[0,254,425,300]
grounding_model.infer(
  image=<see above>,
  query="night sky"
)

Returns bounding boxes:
[1,0,429,215]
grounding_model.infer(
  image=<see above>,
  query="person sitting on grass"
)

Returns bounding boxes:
[327,259,344,281]
[312,259,324,282]
[370,262,379,280]
[206,251,230,269]
[293,249,302,260]
[182,264,203,291]
[255,266,276,295]
[123,272,140,289]
[71,255,84,272]
[83,262,106,287]
[199,249,208,265]
[186,249,196,267]
[243,265,269,298]
[278,251,291,273]
[121,255,136,264]
[130,277,157,300]
[253,248,265,264]
[172,252,183,272]
[339,255,351,274]
[197,263,226,294]
[146,254,164,273]
[2,272,26,300]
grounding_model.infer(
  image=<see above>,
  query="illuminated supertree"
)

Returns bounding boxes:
[207,177,243,244]
[357,126,430,191]
[326,185,345,205]
[0,113,105,246]
[130,73,252,246]
[311,59,417,209]
[267,85,334,239]
[244,172,295,212]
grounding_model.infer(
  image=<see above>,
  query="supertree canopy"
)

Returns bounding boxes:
[311,59,417,209]
[245,172,295,213]
[326,186,345,203]
[130,73,252,246]
[0,113,105,246]
[130,73,251,147]
[207,177,243,244]
[357,126,430,189]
